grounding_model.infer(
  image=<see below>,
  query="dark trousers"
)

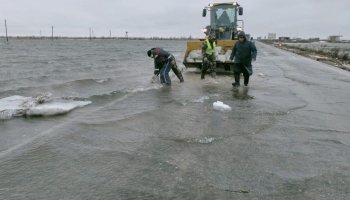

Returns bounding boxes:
[201,54,216,79]
[233,63,250,85]
[172,63,184,82]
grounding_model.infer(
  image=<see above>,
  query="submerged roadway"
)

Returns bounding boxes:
[0,41,349,200]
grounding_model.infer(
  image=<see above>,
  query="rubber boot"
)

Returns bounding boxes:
[201,65,206,80]
[244,76,249,86]
[232,74,240,87]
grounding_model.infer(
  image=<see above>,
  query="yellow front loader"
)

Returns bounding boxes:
[183,2,244,72]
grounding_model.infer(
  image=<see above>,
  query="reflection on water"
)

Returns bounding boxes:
[232,86,254,100]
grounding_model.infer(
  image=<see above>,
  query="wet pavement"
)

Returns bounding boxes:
[0,41,349,199]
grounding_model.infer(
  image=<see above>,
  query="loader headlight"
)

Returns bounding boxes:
[202,28,208,33]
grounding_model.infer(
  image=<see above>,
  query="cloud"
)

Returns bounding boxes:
[1,0,349,39]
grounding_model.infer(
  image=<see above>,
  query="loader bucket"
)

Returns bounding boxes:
[183,39,237,73]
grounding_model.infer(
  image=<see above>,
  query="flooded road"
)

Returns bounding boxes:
[0,40,349,199]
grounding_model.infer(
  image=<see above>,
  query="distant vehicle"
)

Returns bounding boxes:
[183,2,244,72]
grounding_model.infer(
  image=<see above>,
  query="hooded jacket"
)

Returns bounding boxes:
[149,48,174,75]
[230,31,257,64]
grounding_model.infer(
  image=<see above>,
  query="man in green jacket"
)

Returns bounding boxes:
[201,33,217,79]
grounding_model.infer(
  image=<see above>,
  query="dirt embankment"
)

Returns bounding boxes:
[264,41,350,72]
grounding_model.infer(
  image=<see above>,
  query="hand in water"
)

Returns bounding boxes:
[151,75,159,83]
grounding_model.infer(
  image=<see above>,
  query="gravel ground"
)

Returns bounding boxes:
[267,42,350,72]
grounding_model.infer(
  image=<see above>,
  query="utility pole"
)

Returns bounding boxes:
[89,28,92,40]
[109,30,111,39]
[5,19,8,42]
[51,26,54,40]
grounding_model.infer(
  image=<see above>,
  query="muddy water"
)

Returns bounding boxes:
[0,40,349,199]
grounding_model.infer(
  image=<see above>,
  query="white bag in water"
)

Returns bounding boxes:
[213,101,232,112]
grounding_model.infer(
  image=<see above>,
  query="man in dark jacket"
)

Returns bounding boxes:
[229,31,257,87]
[147,48,184,85]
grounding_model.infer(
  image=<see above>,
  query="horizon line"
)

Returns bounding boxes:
[0,35,200,39]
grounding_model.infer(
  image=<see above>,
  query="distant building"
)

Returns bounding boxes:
[308,38,320,42]
[268,33,276,40]
[328,35,342,42]
[279,37,290,42]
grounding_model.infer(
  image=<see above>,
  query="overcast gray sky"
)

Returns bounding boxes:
[1,0,349,39]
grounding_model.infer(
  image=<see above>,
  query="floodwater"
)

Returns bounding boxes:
[0,39,350,199]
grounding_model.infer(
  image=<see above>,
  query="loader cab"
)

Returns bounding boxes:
[202,2,243,40]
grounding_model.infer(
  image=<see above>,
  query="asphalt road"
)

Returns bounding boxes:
[0,41,349,200]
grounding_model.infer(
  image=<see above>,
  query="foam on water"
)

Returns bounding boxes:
[27,101,91,116]
[186,137,217,144]
[194,137,216,144]
[0,95,91,119]
[124,84,163,94]
[192,96,210,103]
[95,79,109,84]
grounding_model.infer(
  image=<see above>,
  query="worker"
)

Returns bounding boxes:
[229,31,257,87]
[201,33,217,79]
[147,48,184,86]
